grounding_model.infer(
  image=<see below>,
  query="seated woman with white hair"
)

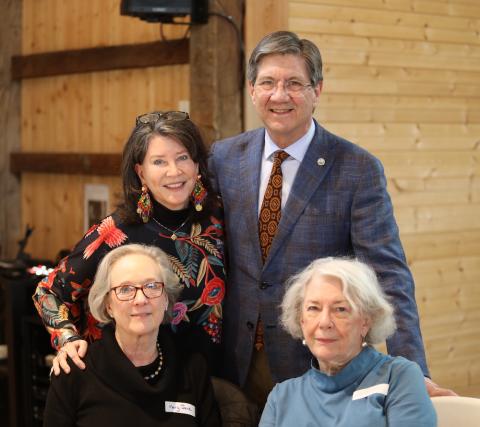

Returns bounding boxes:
[43,244,221,427]
[259,257,436,427]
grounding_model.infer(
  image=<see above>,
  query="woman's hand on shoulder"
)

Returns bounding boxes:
[52,339,88,375]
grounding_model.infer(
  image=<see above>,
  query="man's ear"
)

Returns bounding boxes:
[312,81,323,109]
[248,81,256,105]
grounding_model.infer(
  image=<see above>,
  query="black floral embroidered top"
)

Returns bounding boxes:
[33,202,225,369]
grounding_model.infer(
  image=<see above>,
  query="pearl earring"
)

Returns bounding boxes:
[361,335,368,347]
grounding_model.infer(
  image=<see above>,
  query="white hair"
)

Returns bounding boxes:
[281,257,396,344]
[88,244,181,324]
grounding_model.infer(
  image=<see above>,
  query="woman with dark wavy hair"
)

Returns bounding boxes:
[33,111,225,376]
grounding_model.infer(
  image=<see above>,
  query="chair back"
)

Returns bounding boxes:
[211,376,259,427]
[431,396,480,427]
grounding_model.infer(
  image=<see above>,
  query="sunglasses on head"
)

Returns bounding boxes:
[135,111,189,126]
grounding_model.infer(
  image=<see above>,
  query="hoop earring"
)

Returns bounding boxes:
[137,185,152,223]
[192,175,207,212]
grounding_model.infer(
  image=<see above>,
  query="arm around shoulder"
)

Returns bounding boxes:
[32,215,122,350]
[350,154,428,375]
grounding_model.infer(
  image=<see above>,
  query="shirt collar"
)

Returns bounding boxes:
[263,119,315,162]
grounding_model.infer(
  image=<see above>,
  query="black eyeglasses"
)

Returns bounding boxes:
[136,111,189,126]
[110,281,165,301]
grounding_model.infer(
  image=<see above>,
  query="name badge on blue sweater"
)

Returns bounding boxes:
[352,383,389,400]
[165,401,196,417]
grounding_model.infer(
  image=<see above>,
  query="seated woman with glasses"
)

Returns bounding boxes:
[259,257,436,427]
[43,244,221,427]
[33,111,225,376]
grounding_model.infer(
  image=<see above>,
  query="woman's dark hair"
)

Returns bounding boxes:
[117,112,216,224]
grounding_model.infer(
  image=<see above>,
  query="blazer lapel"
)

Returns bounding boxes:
[264,123,337,269]
[240,130,264,266]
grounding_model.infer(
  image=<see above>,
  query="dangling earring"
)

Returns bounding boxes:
[302,339,306,346]
[137,185,152,223]
[191,175,207,212]
[361,335,368,347]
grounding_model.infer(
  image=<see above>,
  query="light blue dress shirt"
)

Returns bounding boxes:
[258,119,316,213]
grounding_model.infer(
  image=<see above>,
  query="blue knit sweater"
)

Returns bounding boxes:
[259,346,436,427]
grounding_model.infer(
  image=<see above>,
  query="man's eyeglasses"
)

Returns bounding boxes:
[110,281,165,301]
[254,79,313,95]
[136,111,189,126]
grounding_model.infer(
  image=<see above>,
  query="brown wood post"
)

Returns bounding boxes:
[0,0,22,260]
[189,0,244,145]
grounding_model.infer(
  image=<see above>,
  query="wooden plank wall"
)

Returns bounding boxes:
[19,0,480,397]
[21,0,189,259]
[287,0,480,396]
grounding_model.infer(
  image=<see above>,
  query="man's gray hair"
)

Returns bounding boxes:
[247,30,323,85]
[281,257,396,344]
[88,244,181,324]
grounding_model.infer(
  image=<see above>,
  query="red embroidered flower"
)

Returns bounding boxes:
[83,216,128,259]
[202,312,222,343]
[200,277,225,306]
[171,302,188,325]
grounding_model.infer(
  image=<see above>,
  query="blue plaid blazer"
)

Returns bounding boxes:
[209,121,428,386]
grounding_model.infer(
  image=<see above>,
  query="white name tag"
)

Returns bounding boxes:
[165,401,196,417]
[352,383,389,400]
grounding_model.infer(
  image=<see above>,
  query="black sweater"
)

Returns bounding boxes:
[43,325,221,427]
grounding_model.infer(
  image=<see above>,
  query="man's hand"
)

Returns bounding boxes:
[52,339,88,375]
[425,377,457,397]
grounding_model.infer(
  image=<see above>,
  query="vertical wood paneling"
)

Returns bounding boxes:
[22,0,186,53]
[22,66,189,153]
[22,174,122,258]
[288,0,480,396]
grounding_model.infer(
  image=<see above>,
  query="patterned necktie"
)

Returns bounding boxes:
[255,150,289,351]
[258,150,289,262]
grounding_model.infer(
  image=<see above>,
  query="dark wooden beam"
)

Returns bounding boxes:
[11,38,189,80]
[10,152,122,176]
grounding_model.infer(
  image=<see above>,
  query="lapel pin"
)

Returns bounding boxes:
[317,158,326,166]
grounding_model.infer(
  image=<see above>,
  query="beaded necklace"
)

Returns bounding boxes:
[143,341,164,381]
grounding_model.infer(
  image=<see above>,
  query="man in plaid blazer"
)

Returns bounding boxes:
[209,31,453,404]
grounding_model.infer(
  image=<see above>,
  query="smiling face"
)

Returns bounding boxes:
[135,135,199,211]
[106,253,168,342]
[300,275,371,374]
[249,53,322,148]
